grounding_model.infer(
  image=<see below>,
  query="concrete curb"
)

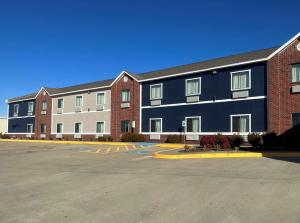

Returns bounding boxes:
[153,151,300,159]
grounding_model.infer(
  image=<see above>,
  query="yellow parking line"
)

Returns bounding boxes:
[106,148,111,153]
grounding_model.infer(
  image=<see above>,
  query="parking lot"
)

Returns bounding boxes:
[1,142,300,223]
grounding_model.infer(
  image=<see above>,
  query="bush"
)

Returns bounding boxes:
[200,135,216,149]
[262,131,279,149]
[98,135,114,142]
[247,133,261,149]
[229,134,244,148]
[220,135,231,149]
[0,133,9,139]
[121,132,133,142]
[166,135,182,143]
[132,134,145,142]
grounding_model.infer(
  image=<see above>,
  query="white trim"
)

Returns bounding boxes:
[96,91,106,105]
[57,97,64,109]
[56,123,64,134]
[75,95,83,107]
[52,109,111,116]
[74,122,83,134]
[142,95,266,109]
[7,97,36,103]
[28,102,34,113]
[140,131,260,136]
[150,83,163,100]
[50,132,111,135]
[35,87,49,98]
[185,77,201,96]
[6,132,36,135]
[110,70,139,86]
[96,121,106,134]
[26,124,34,133]
[230,114,252,133]
[185,116,201,133]
[8,115,35,119]
[230,69,251,91]
[149,118,162,133]
[139,84,142,134]
[6,104,9,133]
[50,85,111,97]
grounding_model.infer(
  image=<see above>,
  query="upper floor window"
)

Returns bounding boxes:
[57,98,64,109]
[150,118,162,133]
[75,122,82,133]
[231,70,251,91]
[292,64,300,83]
[96,121,105,133]
[41,101,47,111]
[186,78,201,96]
[150,84,163,100]
[121,90,130,102]
[231,114,251,132]
[13,104,19,116]
[292,113,300,127]
[97,92,105,105]
[75,96,83,107]
[186,116,201,133]
[28,102,34,113]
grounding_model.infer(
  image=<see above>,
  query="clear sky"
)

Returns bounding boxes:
[0,0,299,116]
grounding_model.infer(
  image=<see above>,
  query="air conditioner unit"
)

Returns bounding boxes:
[74,134,81,139]
[75,107,82,112]
[96,105,104,111]
[41,110,47,115]
[57,108,63,114]
[27,112,33,116]
[121,103,130,108]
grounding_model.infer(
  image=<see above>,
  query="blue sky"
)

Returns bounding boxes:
[0,0,299,116]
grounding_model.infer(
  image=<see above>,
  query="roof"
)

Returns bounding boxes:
[136,47,279,81]
[7,92,37,103]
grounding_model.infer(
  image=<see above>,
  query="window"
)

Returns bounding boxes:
[57,98,64,109]
[27,124,33,133]
[75,123,82,133]
[292,64,300,83]
[150,118,162,133]
[56,123,63,133]
[41,101,47,111]
[41,124,47,134]
[121,90,130,102]
[186,78,201,96]
[13,104,19,115]
[186,117,201,133]
[75,96,83,107]
[28,102,34,113]
[150,84,163,100]
[231,70,251,91]
[97,92,105,105]
[292,113,300,127]
[121,120,131,133]
[96,122,105,133]
[231,115,251,132]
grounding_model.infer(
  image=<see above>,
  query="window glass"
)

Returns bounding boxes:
[232,115,250,132]
[57,99,64,109]
[121,90,130,102]
[14,104,19,115]
[28,102,34,113]
[186,79,200,96]
[150,119,162,132]
[27,124,33,133]
[41,101,47,110]
[75,123,82,133]
[96,122,105,133]
[41,124,47,134]
[150,85,162,100]
[75,96,83,107]
[232,71,250,90]
[97,93,105,105]
[121,120,130,133]
[57,123,63,133]
[292,64,300,83]
[292,113,300,127]
[186,117,200,132]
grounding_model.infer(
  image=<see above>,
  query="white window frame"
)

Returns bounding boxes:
[185,116,201,133]
[230,69,251,91]
[74,122,82,134]
[150,83,163,100]
[121,90,131,102]
[41,101,47,111]
[96,121,105,133]
[27,124,33,133]
[28,102,34,113]
[75,95,83,107]
[96,92,106,105]
[149,118,163,133]
[230,114,252,133]
[56,123,64,134]
[57,98,64,109]
[13,104,19,115]
[185,77,201,96]
[292,64,300,83]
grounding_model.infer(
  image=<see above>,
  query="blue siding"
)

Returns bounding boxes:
[142,62,267,106]
[142,99,267,133]
[8,117,35,133]
[8,100,35,117]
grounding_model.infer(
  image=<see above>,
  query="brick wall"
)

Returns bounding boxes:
[111,74,140,141]
[35,89,52,139]
[268,38,300,134]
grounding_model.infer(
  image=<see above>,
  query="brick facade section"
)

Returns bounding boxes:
[35,89,52,139]
[268,38,300,134]
[111,74,140,141]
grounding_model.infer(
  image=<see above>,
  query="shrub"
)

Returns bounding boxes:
[262,131,279,149]
[220,135,231,149]
[247,133,261,149]
[98,135,114,142]
[121,132,133,142]
[132,134,145,142]
[166,135,181,143]
[0,133,9,139]
[200,135,216,149]
[229,134,244,148]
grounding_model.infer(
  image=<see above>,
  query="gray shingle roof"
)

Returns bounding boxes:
[135,47,279,80]
[7,92,37,103]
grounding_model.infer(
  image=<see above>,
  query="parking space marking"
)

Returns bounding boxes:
[96,148,101,153]
[106,148,111,153]
[125,146,129,151]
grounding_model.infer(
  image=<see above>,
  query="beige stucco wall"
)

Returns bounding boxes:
[51,89,111,134]
[0,118,8,133]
